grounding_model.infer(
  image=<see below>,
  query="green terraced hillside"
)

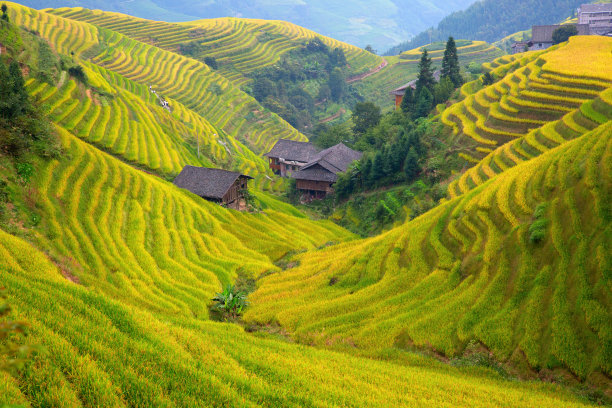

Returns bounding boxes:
[441,36,612,187]
[7,3,307,160]
[46,7,384,86]
[354,40,504,111]
[246,119,612,380]
[1,3,610,406]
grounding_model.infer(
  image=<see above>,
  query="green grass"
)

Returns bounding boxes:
[246,121,612,381]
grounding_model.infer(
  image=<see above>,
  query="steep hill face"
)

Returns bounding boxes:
[386,0,585,54]
[441,36,612,197]
[1,228,593,406]
[246,119,611,380]
[245,37,612,381]
[0,6,601,406]
[19,0,476,50]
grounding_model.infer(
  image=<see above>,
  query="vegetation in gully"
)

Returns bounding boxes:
[0,0,610,406]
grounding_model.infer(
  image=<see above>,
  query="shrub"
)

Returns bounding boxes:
[529,203,549,243]
[213,285,248,320]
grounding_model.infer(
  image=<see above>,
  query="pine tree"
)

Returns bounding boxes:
[414,87,433,119]
[371,151,385,184]
[400,87,415,115]
[415,49,435,93]
[404,147,420,180]
[441,37,462,87]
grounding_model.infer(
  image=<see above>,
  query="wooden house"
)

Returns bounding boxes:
[578,3,612,35]
[0,42,6,55]
[173,166,252,210]
[292,143,362,199]
[529,24,590,50]
[390,70,441,109]
[264,139,320,177]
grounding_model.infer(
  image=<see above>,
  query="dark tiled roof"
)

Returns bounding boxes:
[390,70,442,95]
[293,143,362,182]
[173,166,252,200]
[293,165,338,182]
[580,3,612,13]
[531,24,590,43]
[264,139,321,162]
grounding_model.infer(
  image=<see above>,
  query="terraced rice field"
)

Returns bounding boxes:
[441,36,612,171]
[47,7,383,86]
[246,120,612,381]
[355,42,504,111]
[1,227,592,407]
[8,3,306,159]
[26,125,353,317]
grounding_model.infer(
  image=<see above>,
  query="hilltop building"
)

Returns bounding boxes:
[264,139,321,177]
[529,24,590,51]
[512,3,612,54]
[292,143,362,199]
[578,3,612,35]
[390,70,441,109]
[173,166,252,210]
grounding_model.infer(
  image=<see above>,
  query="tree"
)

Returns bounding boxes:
[0,61,29,119]
[441,37,462,87]
[552,24,578,45]
[204,56,218,70]
[414,87,433,119]
[328,67,345,101]
[415,49,436,93]
[352,102,381,135]
[364,44,376,54]
[1,3,8,22]
[433,76,454,105]
[371,151,386,183]
[403,147,420,180]
[400,87,415,115]
[330,48,347,67]
[481,72,495,86]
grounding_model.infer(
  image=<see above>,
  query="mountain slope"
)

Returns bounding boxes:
[46,7,383,86]
[19,0,477,50]
[1,227,592,407]
[440,36,612,196]
[245,119,611,380]
[386,0,586,54]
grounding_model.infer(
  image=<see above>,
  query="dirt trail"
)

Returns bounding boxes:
[319,108,346,123]
[346,59,388,83]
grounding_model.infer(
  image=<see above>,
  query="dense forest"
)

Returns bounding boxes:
[385,0,584,55]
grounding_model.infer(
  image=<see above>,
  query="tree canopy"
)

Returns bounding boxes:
[552,24,578,45]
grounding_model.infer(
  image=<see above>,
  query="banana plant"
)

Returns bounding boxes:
[212,285,249,320]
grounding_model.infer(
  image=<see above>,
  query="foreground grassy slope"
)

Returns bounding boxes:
[23,125,352,318]
[441,36,612,170]
[46,7,384,86]
[246,121,611,380]
[354,40,504,111]
[8,3,306,158]
[1,229,593,407]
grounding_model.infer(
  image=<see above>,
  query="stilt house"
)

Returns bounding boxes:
[264,139,321,177]
[173,166,252,210]
[292,143,362,199]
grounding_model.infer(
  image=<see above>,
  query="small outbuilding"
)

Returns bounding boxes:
[173,166,252,210]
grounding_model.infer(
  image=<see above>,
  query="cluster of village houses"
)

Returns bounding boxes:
[512,3,612,53]
[174,139,361,209]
